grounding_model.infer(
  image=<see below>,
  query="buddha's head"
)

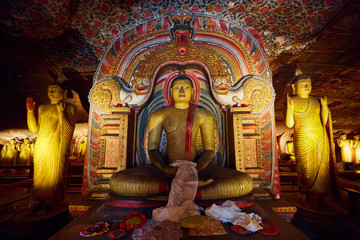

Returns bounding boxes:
[292,75,312,98]
[340,134,347,139]
[355,135,359,140]
[48,82,66,104]
[170,76,194,108]
[24,138,29,144]
[10,139,15,145]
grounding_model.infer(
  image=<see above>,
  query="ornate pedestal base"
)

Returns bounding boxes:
[93,192,255,221]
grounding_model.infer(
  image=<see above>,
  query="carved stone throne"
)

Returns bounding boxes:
[82,13,278,200]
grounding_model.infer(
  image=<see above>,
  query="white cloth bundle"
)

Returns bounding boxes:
[205,200,263,232]
[152,160,200,222]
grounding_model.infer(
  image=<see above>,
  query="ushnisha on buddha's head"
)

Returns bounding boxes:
[170,75,194,109]
[292,75,312,98]
[48,82,67,104]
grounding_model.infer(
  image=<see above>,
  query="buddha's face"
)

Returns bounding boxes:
[341,134,347,139]
[10,140,15,145]
[48,85,65,103]
[171,79,193,104]
[24,139,29,144]
[355,135,359,140]
[293,78,312,97]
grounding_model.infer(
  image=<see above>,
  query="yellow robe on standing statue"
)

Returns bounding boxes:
[33,102,76,201]
[292,96,331,194]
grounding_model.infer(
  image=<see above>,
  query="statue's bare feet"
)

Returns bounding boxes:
[198,178,213,187]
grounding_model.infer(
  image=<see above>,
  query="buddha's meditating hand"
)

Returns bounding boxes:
[110,76,253,199]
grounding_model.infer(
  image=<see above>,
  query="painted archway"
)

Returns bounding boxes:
[82,13,279,198]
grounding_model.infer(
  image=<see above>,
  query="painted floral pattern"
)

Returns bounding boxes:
[0,0,347,72]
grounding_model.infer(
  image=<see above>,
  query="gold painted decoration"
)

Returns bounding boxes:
[90,79,123,113]
[241,77,275,113]
[132,38,231,95]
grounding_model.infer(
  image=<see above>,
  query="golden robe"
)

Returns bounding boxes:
[19,143,32,165]
[33,103,76,201]
[292,97,331,194]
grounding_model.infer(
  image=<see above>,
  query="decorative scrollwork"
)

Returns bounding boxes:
[90,79,122,113]
[241,77,275,113]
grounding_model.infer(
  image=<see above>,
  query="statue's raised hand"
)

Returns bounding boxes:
[26,97,36,111]
[56,101,66,113]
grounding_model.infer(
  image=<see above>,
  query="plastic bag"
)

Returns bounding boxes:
[205,200,263,232]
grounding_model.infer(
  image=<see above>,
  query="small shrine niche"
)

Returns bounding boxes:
[82,13,277,199]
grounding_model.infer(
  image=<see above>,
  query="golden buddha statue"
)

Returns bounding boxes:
[17,138,33,165]
[2,139,18,165]
[353,135,360,164]
[285,72,336,196]
[286,136,296,162]
[26,82,77,210]
[337,134,353,162]
[110,76,253,200]
[78,136,87,156]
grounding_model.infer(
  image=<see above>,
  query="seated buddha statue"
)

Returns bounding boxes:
[110,75,253,200]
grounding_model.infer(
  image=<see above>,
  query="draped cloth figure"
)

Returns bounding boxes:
[292,96,335,194]
[32,102,76,202]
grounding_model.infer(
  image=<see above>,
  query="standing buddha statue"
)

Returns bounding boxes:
[285,71,337,196]
[3,139,18,165]
[352,135,360,164]
[337,134,353,162]
[17,138,33,165]
[26,82,77,211]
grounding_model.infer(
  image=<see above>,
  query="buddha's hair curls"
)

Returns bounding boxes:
[49,81,66,90]
[292,75,310,84]
[171,75,194,87]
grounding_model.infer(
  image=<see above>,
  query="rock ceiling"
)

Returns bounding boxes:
[0,0,359,132]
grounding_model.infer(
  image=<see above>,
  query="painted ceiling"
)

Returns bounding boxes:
[0,0,359,132]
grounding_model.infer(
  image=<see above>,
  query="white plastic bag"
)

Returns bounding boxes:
[205,200,263,232]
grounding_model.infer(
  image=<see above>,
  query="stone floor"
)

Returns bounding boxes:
[0,185,359,240]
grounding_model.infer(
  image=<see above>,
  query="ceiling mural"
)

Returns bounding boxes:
[0,0,359,132]
[1,0,348,73]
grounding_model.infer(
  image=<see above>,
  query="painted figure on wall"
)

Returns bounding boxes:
[285,71,336,197]
[26,82,77,212]
[17,138,33,165]
[352,135,360,164]
[337,134,353,162]
[110,75,253,199]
